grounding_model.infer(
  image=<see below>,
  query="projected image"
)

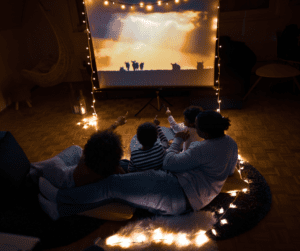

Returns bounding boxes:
[85,0,219,89]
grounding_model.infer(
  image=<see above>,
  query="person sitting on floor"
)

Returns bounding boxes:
[166,105,203,151]
[28,113,128,189]
[124,116,169,173]
[40,110,238,217]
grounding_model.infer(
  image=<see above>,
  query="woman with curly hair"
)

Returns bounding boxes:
[29,114,128,189]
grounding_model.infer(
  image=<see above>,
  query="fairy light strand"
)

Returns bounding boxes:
[79,1,98,129]
[215,3,221,113]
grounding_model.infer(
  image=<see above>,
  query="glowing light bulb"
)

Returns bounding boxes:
[83,125,88,129]
[93,71,95,73]
[163,233,174,245]
[146,5,153,10]
[82,12,85,15]
[221,219,228,225]
[77,122,81,125]
[152,228,163,243]
[131,6,133,9]
[212,229,217,236]
[216,80,219,83]
[218,64,220,66]
[229,203,237,208]
[93,78,95,80]
[218,207,224,214]
[240,160,244,164]
[88,62,90,64]
[176,233,190,247]
[82,1,85,4]
[121,4,125,9]
[230,191,237,197]
[242,188,248,193]
[106,235,120,246]
[104,0,109,5]
[93,100,95,103]
[240,166,244,170]
[83,20,86,23]
[217,109,220,112]
[83,118,87,122]
[166,2,168,5]
[91,92,93,94]
[218,100,221,103]
[135,234,146,243]
[119,237,131,248]
[219,45,222,48]
[86,47,88,50]
[175,0,180,3]
[195,231,209,246]
[140,2,144,7]
[157,0,162,5]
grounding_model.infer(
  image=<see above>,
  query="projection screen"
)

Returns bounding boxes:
[85,0,219,89]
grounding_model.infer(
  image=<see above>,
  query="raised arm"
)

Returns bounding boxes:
[108,111,128,131]
[153,115,169,150]
[166,107,186,133]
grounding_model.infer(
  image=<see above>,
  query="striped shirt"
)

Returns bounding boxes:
[128,126,169,172]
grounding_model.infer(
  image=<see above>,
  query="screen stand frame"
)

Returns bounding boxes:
[134,89,173,117]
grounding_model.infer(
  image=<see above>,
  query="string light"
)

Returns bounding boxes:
[157,0,162,5]
[146,4,153,10]
[121,4,125,9]
[175,0,180,3]
[104,0,109,5]
[139,2,144,7]
[218,207,224,214]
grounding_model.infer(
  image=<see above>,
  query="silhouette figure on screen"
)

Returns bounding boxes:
[125,62,130,71]
[197,62,204,71]
[171,63,181,71]
[131,60,139,71]
[140,62,144,70]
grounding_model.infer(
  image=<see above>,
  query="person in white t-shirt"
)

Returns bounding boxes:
[166,106,203,151]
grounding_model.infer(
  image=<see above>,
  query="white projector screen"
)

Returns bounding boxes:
[85,0,219,89]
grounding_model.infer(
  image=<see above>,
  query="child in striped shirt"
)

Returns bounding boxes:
[127,116,169,172]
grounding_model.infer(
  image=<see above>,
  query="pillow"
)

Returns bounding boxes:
[77,202,136,221]
[221,168,249,193]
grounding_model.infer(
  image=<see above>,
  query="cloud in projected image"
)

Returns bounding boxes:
[93,11,213,71]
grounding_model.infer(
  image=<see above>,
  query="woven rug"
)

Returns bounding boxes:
[0,163,271,250]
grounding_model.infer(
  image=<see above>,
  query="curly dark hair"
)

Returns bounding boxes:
[183,105,204,124]
[83,129,123,177]
[137,122,158,147]
[196,110,231,138]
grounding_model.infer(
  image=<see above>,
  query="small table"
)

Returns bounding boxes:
[243,63,300,100]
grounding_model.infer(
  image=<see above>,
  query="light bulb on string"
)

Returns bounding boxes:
[83,20,86,23]
[220,219,228,225]
[104,0,109,5]
[86,47,88,50]
[157,0,162,5]
[121,4,125,9]
[146,5,153,10]
[82,12,85,15]
[175,0,180,3]
[140,2,144,7]
[93,78,96,80]
[217,109,220,112]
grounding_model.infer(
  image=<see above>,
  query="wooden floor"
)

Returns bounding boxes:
[1,79,300,251]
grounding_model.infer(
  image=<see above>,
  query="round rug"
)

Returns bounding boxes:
[203,162,272,240]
